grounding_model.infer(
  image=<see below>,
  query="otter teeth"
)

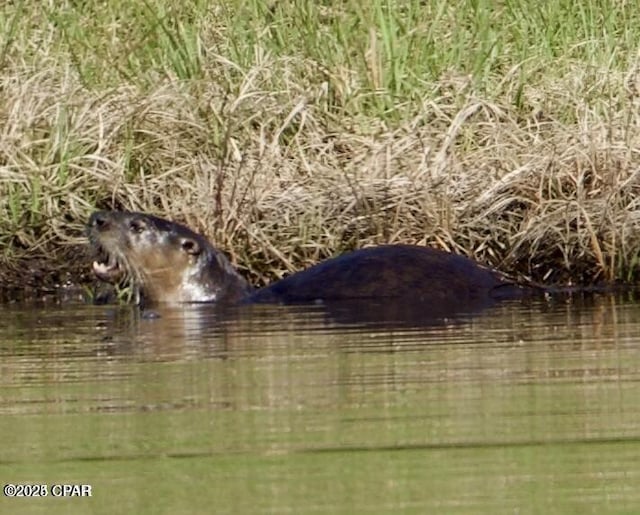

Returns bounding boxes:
[92,254,123,282]
[93,260,114,275]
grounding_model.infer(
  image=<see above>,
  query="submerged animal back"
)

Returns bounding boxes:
[247,245,514,304]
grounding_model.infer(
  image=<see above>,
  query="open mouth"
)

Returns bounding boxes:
[92,246,125,283]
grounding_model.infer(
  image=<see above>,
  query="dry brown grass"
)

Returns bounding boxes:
[2,2,640,291]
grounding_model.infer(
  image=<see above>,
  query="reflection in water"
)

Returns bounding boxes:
[1,293,640,513]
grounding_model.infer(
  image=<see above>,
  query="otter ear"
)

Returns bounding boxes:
[181,237,201,255]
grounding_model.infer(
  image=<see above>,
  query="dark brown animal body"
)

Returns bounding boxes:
[246,245,525,306]
[87,211,530,313]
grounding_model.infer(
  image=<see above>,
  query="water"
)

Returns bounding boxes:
[1,294,640,514]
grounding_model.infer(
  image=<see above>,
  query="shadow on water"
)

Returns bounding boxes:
[1,292,640,513]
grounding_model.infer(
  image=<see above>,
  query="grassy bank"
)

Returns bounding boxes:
[1,0,640,292]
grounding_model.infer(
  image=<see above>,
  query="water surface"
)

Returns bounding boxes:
[1,294,639,513]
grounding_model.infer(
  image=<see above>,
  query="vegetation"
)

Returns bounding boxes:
[1,0,640,291]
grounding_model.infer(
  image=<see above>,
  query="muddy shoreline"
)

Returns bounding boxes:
[0,249,91,303]
[1,242,636,305]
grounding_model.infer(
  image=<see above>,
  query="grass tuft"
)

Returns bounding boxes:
[1,0,640,290]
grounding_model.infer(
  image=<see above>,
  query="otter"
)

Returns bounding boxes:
[88,211,252,304]
[87,211,531,309]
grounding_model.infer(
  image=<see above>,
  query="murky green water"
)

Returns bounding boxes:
[1,294,640,514]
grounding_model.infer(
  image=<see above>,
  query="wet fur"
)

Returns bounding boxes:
[88,211,532,308]
[246,245,528,305]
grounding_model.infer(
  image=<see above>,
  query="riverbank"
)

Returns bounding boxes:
[2,1,640,296]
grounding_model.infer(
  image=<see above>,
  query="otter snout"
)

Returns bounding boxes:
[88,211,112,234]
[87,211,127,285]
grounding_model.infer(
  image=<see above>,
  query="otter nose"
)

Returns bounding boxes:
[89,211,110,230]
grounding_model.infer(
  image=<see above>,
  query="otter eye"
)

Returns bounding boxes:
[181,238,200,255]
[129,219,147,234]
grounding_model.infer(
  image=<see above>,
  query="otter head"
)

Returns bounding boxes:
[87,211,249,305]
